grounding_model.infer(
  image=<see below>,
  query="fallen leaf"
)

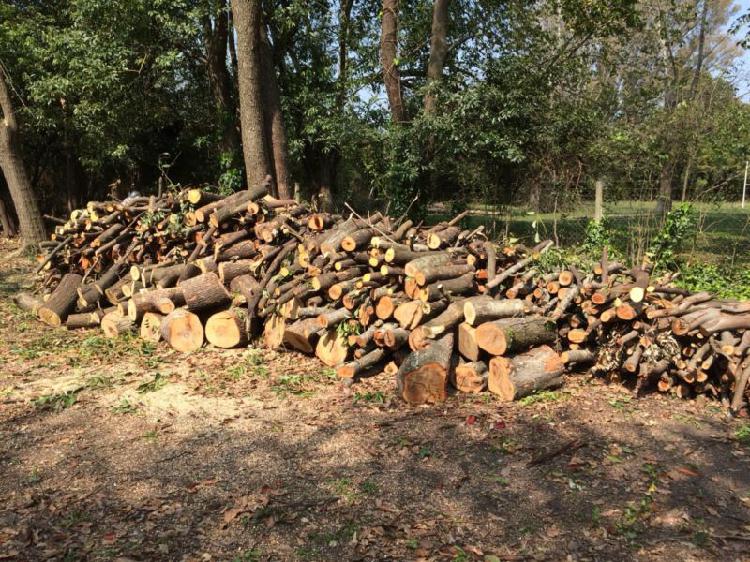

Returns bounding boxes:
[466,415,477,426]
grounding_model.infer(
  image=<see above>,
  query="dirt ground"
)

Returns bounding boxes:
[1,239,750,562]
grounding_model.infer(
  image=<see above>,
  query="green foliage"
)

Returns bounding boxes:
[518,390,563,406]
[33,389,79,411]
[676,263,750,301]
[136,373,167,393]
[647,204,698,271]
[735,424,750,445]
[582,219,612,256]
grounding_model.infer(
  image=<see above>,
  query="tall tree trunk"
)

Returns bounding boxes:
[656,162,673,218]
[0,67,45,245]
[380,0,405,123]
[689,0,709,99]
[227,6,239,79]
[594,178,604,221]
[337,0,355,109]
[231,0,273,188]
[424,0,451,198]
[0,196,17,237]
[680,155,692,202]
[204,0,241,159]
[260,27,292,200]
[424,0,450,116]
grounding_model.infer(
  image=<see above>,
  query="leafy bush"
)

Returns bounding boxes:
[582,219,612,256]
[647,204,698,271]
[676,263,750,301]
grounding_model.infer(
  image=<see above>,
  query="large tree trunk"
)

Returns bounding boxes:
[0,67,45,245]
[337,0,355,108]
[0,196,17,237]
[260,26,292,200]
[424,0,450,116]
[232,0,273,187]
[380,0,405,123]
[655,161,673,218]
[204,0,241,159]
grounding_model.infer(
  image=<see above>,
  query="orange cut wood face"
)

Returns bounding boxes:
[402,364,447,405]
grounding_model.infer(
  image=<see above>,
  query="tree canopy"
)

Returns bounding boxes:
[0,0,748,225]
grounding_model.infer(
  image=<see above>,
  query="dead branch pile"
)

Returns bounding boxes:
[14,183,750,410]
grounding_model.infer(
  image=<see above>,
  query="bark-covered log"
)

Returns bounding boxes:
[205,308,249,348]
[160,309,204,352]
[179,272,232,312]
[451,361,488,393]
[396,333,454,405]
[475,316,556,355]
[463,296,526,326]
[38,273,83,326]
[101,311,136,338]
[488,346,564,401]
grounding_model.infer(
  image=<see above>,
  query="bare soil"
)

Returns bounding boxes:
[1,238,750,562]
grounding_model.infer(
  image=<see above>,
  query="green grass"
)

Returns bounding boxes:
[431,199,750,268]
[518,390,564,406]
[735,423,750,444]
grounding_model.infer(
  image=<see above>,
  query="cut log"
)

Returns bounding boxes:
[38,273,83,327]
[463,296,526,326]
[13,292,43,315]
[457,322,481,361]
[283,318,324,353]
[451,361,488,393]
[205,309,249,348]
[101,311,136,338]
[396,333,454,405]
[160,309,203,352]
[488,346,564,401]
[179,272,232,312]
[337,348,386,378]
[140,312,164,343]
[315,330,349,366]
[475,316,556,356]
[65,311,101,330]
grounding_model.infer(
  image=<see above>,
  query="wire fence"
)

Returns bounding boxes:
[430,194,750,269]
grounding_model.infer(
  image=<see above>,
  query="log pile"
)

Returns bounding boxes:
[13,185,750,411]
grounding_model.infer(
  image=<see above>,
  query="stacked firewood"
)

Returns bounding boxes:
[13,183,750,410]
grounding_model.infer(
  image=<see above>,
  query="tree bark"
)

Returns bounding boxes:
[424,0,450,116]
[0,196,17,237]
[232,0,273,187]
[260,26,292,199]
[655,161,673,218]
[0,66,45,244]
[204,0,241,159]
[380,0,405,122]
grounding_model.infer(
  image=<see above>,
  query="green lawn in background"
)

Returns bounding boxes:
[430,200,750,267]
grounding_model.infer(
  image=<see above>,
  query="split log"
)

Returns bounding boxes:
[315,330,349,366]
[457,322,481,361]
